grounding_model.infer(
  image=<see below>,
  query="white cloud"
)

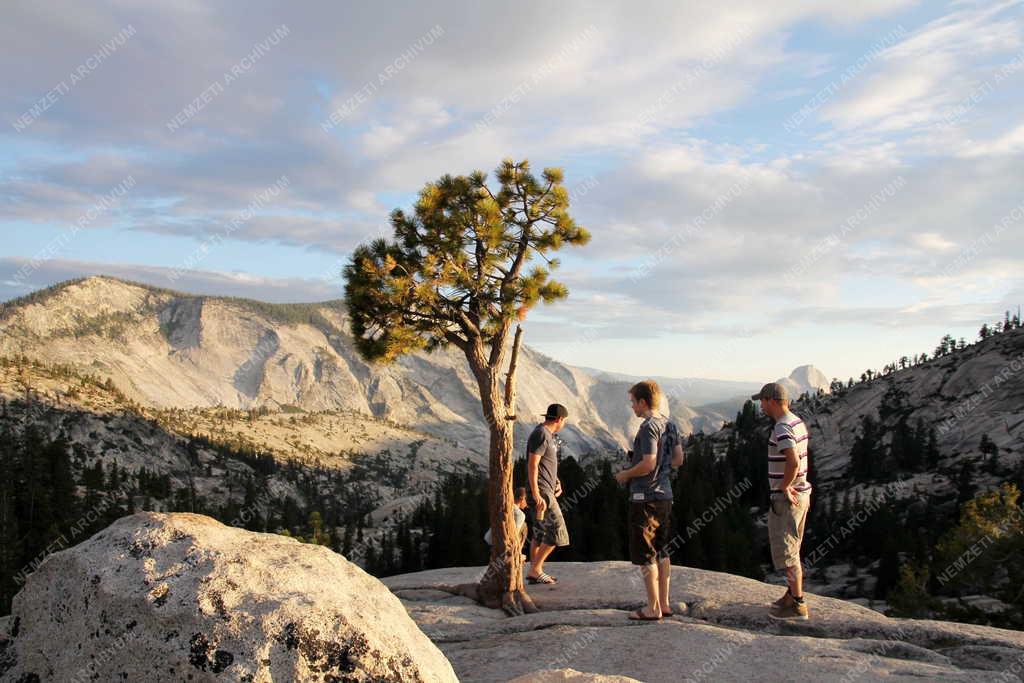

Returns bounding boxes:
[822,1,1024,133]
[958,120,1024,156]
[1,0,1022,356]
[911,232,958,251]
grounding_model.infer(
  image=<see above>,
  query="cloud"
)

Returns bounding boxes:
[958,120,1024,157]
[1,0,1022,367]
[821,1,1024,133]
[0,256,341,304]
[911,232,958,252]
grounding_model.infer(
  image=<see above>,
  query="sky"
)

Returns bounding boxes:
[1,0,1022,383]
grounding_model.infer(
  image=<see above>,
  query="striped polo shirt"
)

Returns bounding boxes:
[768,411,811,496]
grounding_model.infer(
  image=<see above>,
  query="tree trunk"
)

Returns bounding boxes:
[468,335,536,615]
[503,325,524,419]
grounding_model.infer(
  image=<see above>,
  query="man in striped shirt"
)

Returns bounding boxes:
[754,382,811,620]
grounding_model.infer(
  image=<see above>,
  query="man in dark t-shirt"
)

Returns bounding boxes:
[614,380,684,620]
[526,403,569,585]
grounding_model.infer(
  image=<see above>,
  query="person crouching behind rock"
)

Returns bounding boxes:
[526,404,570,585]
[615,380,684,621]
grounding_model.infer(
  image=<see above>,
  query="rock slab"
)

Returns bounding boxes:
[385,561,1024,683]
[1,512,457,682]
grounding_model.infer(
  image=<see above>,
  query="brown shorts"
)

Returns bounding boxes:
[768,491,810,570]
[629,500,672,566]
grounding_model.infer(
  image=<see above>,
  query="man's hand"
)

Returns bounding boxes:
[785,486,798,505]
[614,470,630,485]
[554,479,563,497]
[534,496,548,518]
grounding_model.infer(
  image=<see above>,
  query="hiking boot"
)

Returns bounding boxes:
[770,600,809,620]
[772,588,793,609]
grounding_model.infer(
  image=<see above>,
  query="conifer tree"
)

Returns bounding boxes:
[926,427,940,470]
[980,434,1000,474]
[343,159,589,614]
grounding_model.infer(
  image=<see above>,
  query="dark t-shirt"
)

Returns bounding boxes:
[527,423,558,495]
[629,415,677,502]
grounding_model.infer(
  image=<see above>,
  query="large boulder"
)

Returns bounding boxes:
[1,512,457,682]
[385,561,1024,683]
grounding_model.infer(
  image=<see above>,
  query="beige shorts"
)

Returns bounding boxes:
[768,491,810,570]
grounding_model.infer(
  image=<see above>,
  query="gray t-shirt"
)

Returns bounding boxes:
[527,423,559,495]
[629,415,677,502]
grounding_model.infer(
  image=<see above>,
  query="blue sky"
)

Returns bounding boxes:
[2,0,1022,382]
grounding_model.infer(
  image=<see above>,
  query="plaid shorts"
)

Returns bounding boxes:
[530,489,569,547]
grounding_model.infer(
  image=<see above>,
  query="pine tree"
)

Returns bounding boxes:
[308,511,324,546]
[363,540,378,575]
[342,523,355,558]
[935,484,1024,625]
[926,428,940,470]
[955,461,978,510]
[342,159,589,615]
[849,414,880,481]
[887,561,932,617]
[980,434,1000,474]
[0,422,23,614]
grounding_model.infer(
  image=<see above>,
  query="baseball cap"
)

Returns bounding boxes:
[751,382,789,401]
[542,403,569,420]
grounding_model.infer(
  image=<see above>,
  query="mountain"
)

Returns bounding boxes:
[576,367,761,407]
[0,275,794,455]
[0,275,627,457]
[2,275,1022,630]
[0,274,773,612]
[576,368,763,435]
[777,364,831,398]
[716,326,1024,489]
[693,322,1024,617]
[5,274,1019,509]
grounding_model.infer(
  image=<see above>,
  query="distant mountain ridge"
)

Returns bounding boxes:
[574,367,761,406]
[708,324,1024,492]
[0,275,792,459]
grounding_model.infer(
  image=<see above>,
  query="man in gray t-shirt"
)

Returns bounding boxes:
[526,403,570,585]
[628,415,676,502]
[615,380,684,620]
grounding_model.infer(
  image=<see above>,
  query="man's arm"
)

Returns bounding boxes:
[779,447,799,503]
[617,451,656,481]
[527,450,547,514]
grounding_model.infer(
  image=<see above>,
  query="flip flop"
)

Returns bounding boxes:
[628,609,661,621]
[527,573,557,585]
